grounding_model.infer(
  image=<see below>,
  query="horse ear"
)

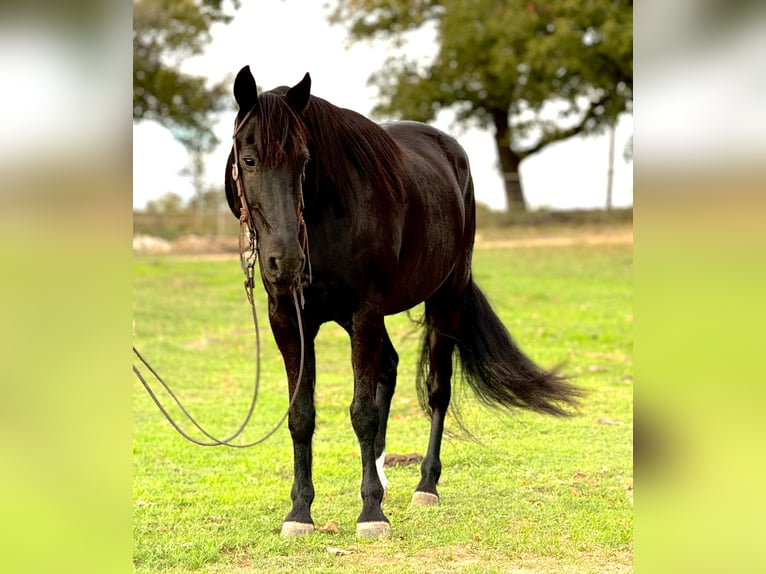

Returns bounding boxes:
[233,65,258,111]
[286,72,311,113]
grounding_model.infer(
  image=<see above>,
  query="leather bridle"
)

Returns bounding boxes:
[230,108,312,305]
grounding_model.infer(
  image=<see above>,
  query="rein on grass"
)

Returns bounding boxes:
[131,287,305,448]
[131,112,310,447]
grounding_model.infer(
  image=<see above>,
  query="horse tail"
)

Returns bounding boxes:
[453,277,582,417]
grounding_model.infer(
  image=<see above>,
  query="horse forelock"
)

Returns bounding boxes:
[238,92,309,169]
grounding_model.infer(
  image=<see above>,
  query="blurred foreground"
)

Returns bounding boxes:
[1,1,766,573]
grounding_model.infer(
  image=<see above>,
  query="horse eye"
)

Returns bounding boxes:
[243,157,256,167]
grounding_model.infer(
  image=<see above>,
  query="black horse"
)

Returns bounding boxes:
[224,66,580,537]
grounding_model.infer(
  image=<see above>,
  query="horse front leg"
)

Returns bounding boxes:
[269,298,318,536]
[349,304,390,537]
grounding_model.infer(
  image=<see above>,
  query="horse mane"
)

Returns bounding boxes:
[267,87,405,214]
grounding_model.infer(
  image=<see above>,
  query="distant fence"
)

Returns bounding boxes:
[134,205,634,240]
[133,210,240,239]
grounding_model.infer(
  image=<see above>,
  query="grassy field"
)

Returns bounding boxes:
[133,230,633,573]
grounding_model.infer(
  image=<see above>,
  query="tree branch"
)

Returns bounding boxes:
[515,95,610,160]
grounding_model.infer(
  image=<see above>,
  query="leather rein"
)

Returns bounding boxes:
[132,107,311,447]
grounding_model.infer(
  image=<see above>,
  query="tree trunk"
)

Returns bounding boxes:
[492,108,527,214]
[606,122,616,211]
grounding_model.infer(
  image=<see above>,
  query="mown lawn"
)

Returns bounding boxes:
[133,236,632,573]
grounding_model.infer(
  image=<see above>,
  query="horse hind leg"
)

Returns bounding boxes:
[412,294,459,506]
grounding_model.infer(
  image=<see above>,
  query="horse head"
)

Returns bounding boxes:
[226,66,311,292]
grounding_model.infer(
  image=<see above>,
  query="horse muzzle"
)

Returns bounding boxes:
[262,249,305,287]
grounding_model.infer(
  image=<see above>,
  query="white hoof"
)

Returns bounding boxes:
[356,521,390,538]
[411,491,439,506]
[281,521,315,536]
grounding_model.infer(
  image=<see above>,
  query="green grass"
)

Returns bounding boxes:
[133,236,633,573]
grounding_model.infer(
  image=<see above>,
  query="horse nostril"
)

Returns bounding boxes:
[264,251,302,283]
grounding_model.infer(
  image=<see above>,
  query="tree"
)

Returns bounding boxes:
[330,0,632,213]
[145,191,184,214]
[133,0,240,151]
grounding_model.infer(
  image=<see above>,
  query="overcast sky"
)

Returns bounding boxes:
[132,1,634,211]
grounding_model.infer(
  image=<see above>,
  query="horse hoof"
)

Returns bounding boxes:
[356,521,390,538]
[281,521,315,536]
[411,491,439,506]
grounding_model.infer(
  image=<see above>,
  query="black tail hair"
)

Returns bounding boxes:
[417,278,582,420]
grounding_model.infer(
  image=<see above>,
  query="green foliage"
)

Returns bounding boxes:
[133,234,633,572]
[331,0,632,212]
[332,0,631,149]
[145,191,186,215]
[135,188,238,239]
[133,0,241,151]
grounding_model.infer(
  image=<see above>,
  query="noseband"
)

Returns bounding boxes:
[231,108,312,304]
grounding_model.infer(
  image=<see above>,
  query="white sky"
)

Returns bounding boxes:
[132,1,634,211]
